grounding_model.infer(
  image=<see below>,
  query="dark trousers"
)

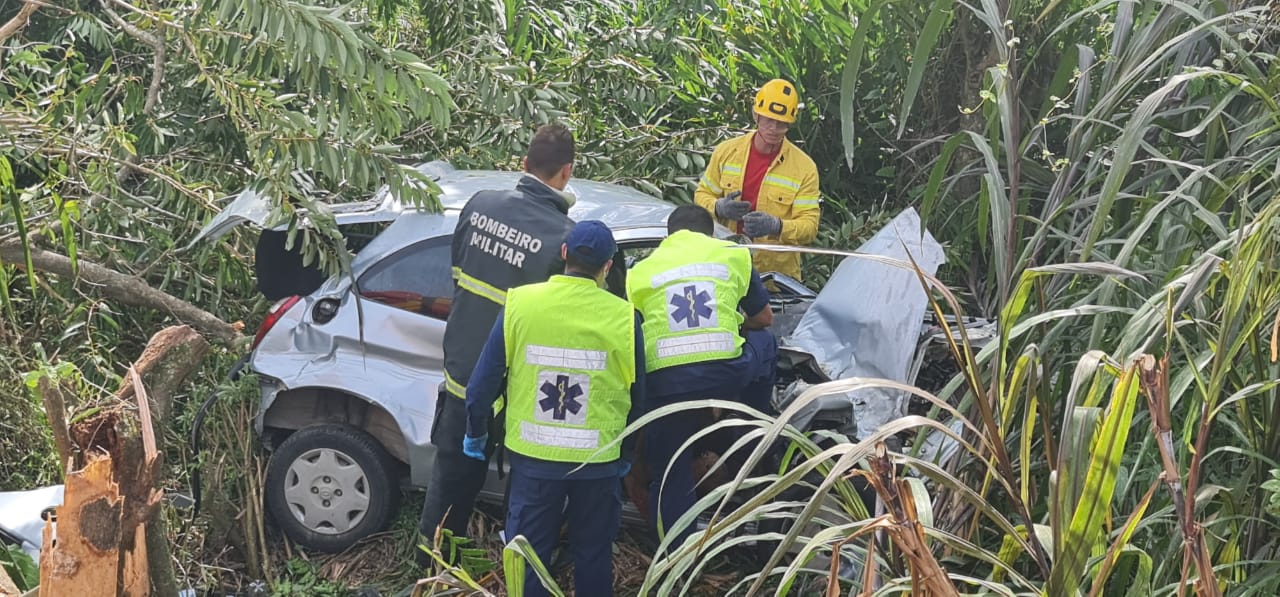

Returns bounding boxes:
[419,392,489,545]
[506,466,621,597]
[646,328,778,549]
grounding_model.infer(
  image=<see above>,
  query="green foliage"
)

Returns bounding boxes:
[503,534,564,597]
[425,528,497,581]
[1,544,38,592]
[414,529,501,595]
[270,557,348,596]
[4,0,1280,594]
[610,0,1280,595]
[1264,470,1280,518]
[375,0,917,240]
[1,0,454,284]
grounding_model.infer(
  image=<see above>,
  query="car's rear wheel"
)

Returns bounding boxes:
[265,424,400,552]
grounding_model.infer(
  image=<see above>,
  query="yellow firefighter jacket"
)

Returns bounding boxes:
[693,133,821,281]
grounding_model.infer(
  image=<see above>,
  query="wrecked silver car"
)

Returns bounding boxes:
[195,162,974,553]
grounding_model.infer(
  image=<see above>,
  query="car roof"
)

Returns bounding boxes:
[351,167,677,273]
[434,168,676,228]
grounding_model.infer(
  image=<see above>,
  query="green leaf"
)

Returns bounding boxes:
[1048,362,1142,597]
[503,535,565,597]
[1,544,38,591]
[840,0,885,170]
[897,0,954,138]
[5,183,38,296]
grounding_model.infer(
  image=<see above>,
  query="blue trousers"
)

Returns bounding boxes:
[645,328,778,549]
[506,466,621,597]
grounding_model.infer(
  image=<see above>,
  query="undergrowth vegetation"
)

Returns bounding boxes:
[2,0,1280,595]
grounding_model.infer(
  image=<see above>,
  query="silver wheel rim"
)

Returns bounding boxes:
[282,447,372,535]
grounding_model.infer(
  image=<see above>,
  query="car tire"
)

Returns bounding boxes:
[265,424,401,553]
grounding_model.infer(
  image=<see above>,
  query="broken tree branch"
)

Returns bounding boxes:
[118,326,211,420]
[36,375,74,473]
[99,0,167,184]
[0,241,243,345]
[0,0,40,48]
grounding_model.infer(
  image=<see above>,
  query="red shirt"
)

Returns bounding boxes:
[738,136,778,232]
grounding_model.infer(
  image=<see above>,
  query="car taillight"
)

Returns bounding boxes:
[253,295,302,349]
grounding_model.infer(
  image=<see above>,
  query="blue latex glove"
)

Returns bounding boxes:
[618,459,632,478]
[742,211,782,238]
[462,434,487,461]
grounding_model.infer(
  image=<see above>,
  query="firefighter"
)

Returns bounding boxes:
[693,78,821,283]
[463,220,645,597]
[626,205,777,548]
[418,123,582,553]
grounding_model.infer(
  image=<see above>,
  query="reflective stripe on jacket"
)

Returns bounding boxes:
[626,230,751,372]
[502,275,636,463]
[444,176,574,398]
[693,133,821,280]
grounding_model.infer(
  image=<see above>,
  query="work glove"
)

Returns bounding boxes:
[618,459,632,478]
[742,211,782,238]
[462,434,488,461]
[714,191,751,221]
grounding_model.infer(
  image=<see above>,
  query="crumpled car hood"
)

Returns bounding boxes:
[779,207,946,440]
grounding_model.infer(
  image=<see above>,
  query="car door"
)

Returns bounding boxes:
[339,234,454,371]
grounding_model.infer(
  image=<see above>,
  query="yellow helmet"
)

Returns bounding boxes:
[753,79,799,124]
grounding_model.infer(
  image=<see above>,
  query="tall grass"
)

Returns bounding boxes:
[632,0,1280,594]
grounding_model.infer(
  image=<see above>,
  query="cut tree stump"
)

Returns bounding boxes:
[36,325,210,596]
[37,454,149,597]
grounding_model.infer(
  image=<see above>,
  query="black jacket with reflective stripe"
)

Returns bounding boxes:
[443,176,575,397]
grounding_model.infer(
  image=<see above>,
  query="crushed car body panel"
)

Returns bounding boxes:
[779,207,946,441]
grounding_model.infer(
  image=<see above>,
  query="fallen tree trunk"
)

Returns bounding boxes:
[0,241,244,345]
[37,325,210,596]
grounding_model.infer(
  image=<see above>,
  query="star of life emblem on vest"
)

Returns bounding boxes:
[534,371,590,426]
[666,281,717,331]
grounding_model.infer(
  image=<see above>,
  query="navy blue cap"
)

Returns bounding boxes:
[565,220,617,268]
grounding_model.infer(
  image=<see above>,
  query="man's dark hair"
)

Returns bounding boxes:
[525,123,575,179]
[565,253,608,277]
[667,204,714,236]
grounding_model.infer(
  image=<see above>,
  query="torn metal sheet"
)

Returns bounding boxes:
[782,207,946,441]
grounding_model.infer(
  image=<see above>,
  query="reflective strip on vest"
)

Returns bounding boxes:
[627,230,750,371]
[451,266,507,305]
[655,332,737,360]
[525,344,607,371]
[649,263,730,288]
[519,421,600,450]
[721,163,743,175]
[502,275,634,463]
[793,197,821,208]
